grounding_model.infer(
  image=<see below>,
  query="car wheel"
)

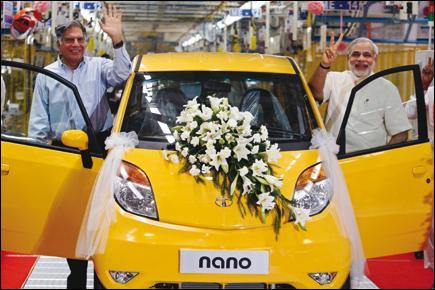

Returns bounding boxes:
[340,275,351,289]
[94,270,106,289]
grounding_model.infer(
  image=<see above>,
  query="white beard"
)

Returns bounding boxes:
[348,61,374,79]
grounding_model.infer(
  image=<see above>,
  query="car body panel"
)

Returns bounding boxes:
[1,141,103,258]
[340,142,433,258]
[122,148,320,229]
[136,52,297,74]
[93,204,350,289]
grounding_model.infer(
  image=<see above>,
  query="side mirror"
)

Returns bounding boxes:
[61,130,89,150]
[61,130,93,169]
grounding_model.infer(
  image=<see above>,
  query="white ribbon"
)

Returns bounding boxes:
[310,128,366,287]
[76,132,139,259]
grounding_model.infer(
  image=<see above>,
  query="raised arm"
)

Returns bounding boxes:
[100,4,132,86]
[100,4,123,46]
[308,32,343,103]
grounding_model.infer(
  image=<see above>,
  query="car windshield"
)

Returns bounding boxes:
[121,71,317,149]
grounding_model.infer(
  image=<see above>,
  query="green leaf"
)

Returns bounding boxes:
[260,210,266,224]
[237,197,247,218]
[222,163,229,174]
[255,176,269,185]
[297,222,307,231]
[230,173,239,196]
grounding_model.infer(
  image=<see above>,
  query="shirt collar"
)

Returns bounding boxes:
[347,70,374,85]
[57,55,89,70]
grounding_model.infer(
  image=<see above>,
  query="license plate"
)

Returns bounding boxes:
[179,249,269,274]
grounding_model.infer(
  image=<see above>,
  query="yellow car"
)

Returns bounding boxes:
[1,53,433,289]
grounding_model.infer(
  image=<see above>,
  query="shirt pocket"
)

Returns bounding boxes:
[349,96,384,134]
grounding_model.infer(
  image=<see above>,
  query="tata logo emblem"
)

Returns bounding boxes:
[215,196,233,207]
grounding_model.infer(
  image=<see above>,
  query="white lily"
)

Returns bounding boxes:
[256,192,276,211]
[175,142,182,152]
[188,155,197,164]
[176,111,193,124]
[170,154,179,164]
[180,130,191,141]
[189,165,201,176]
[197,154,210,164]
[233,142,250,161]
[242,111,254,124]
[210,147,231,172]
[229,106,242,121]
[216,110,229,121]
[238,121,252,136]
[260,125,268,141]
[201,164,211,174]
[181,147,189,157]
[208,96,222,111]
[188,121,198,130]
[290,205,312,228]
[266,143,281,163]
[201,105,213,121]
[263,174,283,189]
[173,130,180,141]
[191,136,200,147]
[251,159,268,176]
[241,176,253,195]
[252,133,262,143]
[225,133,235,144]
[162,149,169,160]
[220,147,232,159]
[227,118,238,128]
[238,166,249,177]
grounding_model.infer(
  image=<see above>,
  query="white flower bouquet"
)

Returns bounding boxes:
[164,96,298,234]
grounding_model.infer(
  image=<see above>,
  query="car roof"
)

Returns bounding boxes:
[134,52,297,74]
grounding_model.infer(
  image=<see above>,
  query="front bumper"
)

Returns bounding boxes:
[93,207,351,289]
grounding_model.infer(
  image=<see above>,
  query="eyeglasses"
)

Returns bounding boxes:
[349,51,374,58]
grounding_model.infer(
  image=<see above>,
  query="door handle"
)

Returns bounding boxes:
[1,164,10,175]
[412,166,426,177]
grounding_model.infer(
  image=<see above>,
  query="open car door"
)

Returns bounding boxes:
[1,60,104,258]
[337,65,433,258]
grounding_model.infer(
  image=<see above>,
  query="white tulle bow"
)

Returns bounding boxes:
[310,128,339,154]
[76,132,139,259]
[310,129,366,287]
[105,131,139,150]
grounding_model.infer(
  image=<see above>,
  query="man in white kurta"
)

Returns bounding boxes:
[323,71,411,152]
[309,35,411,153]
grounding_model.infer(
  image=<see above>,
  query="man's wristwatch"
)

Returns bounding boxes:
[113,40,123,49]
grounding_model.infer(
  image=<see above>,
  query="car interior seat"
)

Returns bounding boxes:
[138,87,187,137]
[239,88,291,130]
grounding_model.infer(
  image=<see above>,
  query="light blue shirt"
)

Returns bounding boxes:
[28,46,131,142]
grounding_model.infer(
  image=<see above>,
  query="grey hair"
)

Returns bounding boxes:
[347,37,379,56]
[55,20,87,41]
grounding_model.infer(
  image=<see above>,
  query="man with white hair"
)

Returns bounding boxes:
[309,34,411,152]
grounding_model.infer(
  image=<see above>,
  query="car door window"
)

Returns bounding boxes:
[1,61,101,154]
[337,65,426,155]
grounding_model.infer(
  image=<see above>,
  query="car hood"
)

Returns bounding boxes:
[122,148,319,230]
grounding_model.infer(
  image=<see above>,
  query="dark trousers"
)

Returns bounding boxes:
[67,258,88,289]
[66,129,110,289]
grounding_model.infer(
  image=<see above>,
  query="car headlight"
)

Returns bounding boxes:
[114,161,158,220]
[291,163,332,218]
